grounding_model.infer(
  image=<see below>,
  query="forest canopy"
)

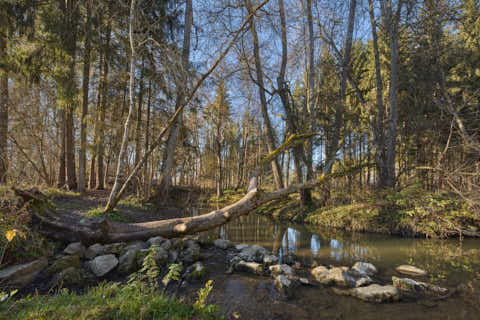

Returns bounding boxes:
[0,0,478,210]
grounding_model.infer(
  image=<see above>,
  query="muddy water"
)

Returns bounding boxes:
[204,214,480,320]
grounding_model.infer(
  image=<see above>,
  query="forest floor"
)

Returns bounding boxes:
[2,186,323,319]
[1,185,480,319]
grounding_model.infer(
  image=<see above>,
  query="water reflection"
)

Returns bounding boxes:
[205,213,480,285]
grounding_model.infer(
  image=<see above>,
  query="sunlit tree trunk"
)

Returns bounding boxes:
[106,0,137,211]
[305,0,315,184]
[277,0,310,206]
[245,0,284,190]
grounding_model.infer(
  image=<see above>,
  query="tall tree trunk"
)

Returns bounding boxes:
[324,0,356,175]
[382,0,402,188]
[64,0,78,190]
[0,31,8,184]
[78,0,92,193]
[89,56,103,189]
[144,79,152,197]
[277,0,310,206]
[57,109,66,187]
[96,23,111,190]
[245,0,284,190]
[159,0,193,195]
[376,0,403,188]
[367,0,387,187]
[134,62,145,195]
[216,139,223,197]
[305,0,315,184]
[106,0,138,211]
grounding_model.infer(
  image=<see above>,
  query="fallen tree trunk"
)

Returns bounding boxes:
[13,165,368,244]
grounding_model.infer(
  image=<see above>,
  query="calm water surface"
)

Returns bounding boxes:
[201,213,480,319]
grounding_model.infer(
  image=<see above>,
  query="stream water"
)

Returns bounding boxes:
[203,213,480,319]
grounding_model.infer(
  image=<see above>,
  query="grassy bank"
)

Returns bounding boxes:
[0,281,218,320]
[253,184,478,238]
[304,184,479,238]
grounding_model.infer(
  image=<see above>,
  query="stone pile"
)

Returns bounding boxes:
[0,235,212,290]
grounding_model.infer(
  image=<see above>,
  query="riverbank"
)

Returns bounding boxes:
[2,186,480,319]
[253,184,480,239]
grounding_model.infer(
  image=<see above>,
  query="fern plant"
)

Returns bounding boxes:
[127,246,160,292]
[162,263,182,292]
[194,280,214,311]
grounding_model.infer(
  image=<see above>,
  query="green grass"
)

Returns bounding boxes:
[304,184,479,238]
[0,282,220,320]
[200,189,246,209]
[118,195,153,211]
[86,207,131,222]
[42,188,80,199]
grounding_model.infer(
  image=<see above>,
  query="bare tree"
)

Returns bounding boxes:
[105,0,272,212]
[244,0,284,190]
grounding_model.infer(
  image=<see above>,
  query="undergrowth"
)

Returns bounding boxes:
[305,184,479,238]
[0,187,57,266]
[0,245,220,320]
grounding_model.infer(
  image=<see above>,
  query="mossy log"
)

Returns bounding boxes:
[12,165,368,244]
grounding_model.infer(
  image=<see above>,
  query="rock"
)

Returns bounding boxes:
[269,264,294,277]
[392,276,448,295]
[311,266,372,288]
[171,238,184,249]
[85,244,105,260]
[197,236,214,247]
[234,260,263,275]
[124,241,148,253]
[168,250,179,263]
[238,245,268,263]
[328,267,354,287]
[180,241,201,264]
[118,249,140,274]
[0,257,48,289]
[214,239,232,250]
[263,255,278,266]
[352,262,378,276]
[350,284,400,303]
[152,246,169,265]
[395,265,427,276]
[274,275,297,298]
[89,254,118,277]
[311,266,331,284]
[160,239,172,251]
[187,262,207,280]
[47,255,81,274]
[137,246,169,267]
[64,242,86,258]
[235,243,249,251]
[103,242,126,255]
[147,236,166,247]
[52,267,84,286]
